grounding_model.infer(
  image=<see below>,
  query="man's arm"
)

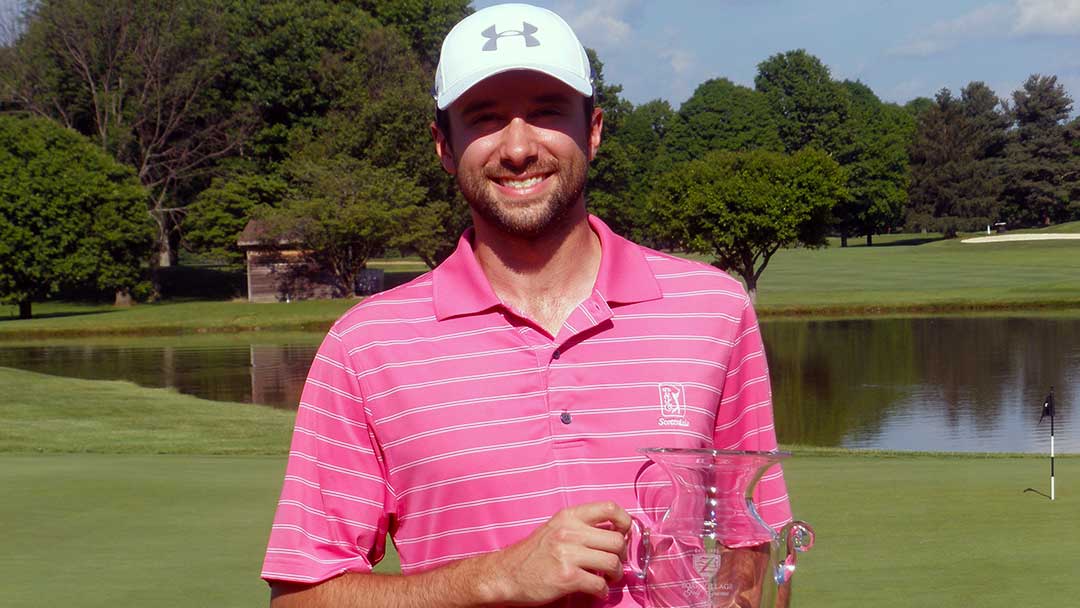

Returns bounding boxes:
[270,502,630,608]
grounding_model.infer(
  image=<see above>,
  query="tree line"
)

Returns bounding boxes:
[1,0,1078,315]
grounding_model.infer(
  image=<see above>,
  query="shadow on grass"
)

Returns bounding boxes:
[0,309,116,323]
[848,237,944,248]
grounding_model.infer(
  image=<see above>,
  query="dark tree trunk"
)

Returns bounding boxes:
[840,232,848,248]
[866,233,873,246]
[18,300,31,319]
[745,276,758,305]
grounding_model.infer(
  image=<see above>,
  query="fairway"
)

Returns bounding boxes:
[783,454,1079,607]
[1,453,1076,608]
[756,237,1080,313]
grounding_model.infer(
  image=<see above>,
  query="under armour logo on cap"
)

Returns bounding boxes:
[481,22,540,51]
[433,4,592,110]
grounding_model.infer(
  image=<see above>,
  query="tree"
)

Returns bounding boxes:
[1068,117,1080,218]
[0,114,152,318]
[647,149,846,301]
[355,0,471,69]
[259,154,425,297]
[1,0,250,270]
[586,47,633,135]
[620,99,674,161]
[907,84,1009,235]
[587,99,675,244]
[586,136,641,239]
[903,97,934,119]
[183,170,291,265]
[665,78,782,161]
[212,2,466,267]
[220,0,382,167]
[833,80,914,246]
[754,49,850,154]
[585,47,639,239]
[1002,74,1079,226]
[314,18,467,267]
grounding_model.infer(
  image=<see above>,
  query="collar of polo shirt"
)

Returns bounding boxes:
[433,215,662,321]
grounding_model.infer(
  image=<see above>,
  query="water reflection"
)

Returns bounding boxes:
[0,342,314,410]
[0,316,1077,452]
[763,316,1078,453]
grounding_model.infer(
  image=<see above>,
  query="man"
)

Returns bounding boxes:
[263,4,792,607]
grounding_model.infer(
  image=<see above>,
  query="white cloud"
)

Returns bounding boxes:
[555,0,638,48]
[1013,0,1080,35]
[891,38,949,58]
[659,47,695,76]
[890,3,1012,57]
[550,0,697,103]
[892,1,1080,58]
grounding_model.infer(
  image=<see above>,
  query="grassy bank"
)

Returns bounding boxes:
[0,298,356,338]
[0,367,294,454]
[3,227,1080,337]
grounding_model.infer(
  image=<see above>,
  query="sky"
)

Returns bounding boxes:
[473,0,1080,110]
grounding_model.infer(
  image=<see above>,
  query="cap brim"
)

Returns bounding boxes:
[436,65,593,110]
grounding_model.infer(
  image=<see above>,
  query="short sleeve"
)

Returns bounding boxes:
[714,295,793,530]
[261,328,394,584]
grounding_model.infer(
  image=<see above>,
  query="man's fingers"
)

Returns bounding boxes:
[579,526,627,556]
[573,568,611,599]
[570,501,632,533]
[577,547,624,581]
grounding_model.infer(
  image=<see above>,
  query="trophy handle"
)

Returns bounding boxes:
[773,520,815,585]
[625,516,651,580]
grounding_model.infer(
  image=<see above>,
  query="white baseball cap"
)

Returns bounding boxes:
[433,3,593,110]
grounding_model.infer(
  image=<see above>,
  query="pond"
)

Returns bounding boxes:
[1,316,1076,453]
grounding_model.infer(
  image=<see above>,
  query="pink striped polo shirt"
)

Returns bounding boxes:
[262,215,792,605]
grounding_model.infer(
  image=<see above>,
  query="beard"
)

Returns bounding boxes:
[457,153,588,240]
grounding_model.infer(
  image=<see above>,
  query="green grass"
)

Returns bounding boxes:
[1,452,1074,608]
[1013,219,1080,234]
[0,454,287,608]
[0,367,295,454]
[4,368,1079,607]
[0,298,356,338]
[783,454,1078,608]
[754,235,1080,315]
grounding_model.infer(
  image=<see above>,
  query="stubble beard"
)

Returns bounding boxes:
[458,155,588,241]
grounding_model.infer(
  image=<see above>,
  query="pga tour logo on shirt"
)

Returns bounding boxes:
[658,383,690,427]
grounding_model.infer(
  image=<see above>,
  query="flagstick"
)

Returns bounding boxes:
[1051,408,1055,501]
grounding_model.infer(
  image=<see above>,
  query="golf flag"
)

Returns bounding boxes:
[1040,390,1055,423]
[1039,387,1055,501]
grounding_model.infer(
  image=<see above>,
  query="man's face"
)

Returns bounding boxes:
[434,70,602,240]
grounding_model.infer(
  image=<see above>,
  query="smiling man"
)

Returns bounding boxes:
[262,4,791,607]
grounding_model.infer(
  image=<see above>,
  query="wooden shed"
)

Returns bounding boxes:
[238,220,383,303]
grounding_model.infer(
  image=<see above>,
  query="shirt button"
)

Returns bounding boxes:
[552,349,561,360]
[560,412,572,425]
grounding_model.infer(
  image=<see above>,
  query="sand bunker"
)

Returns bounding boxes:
[961,233,1080,244]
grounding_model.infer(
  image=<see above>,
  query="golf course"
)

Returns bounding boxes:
[3,228,1079,607]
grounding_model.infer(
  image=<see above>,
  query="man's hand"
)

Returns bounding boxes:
[268,502,633,608]
[479,501,631,606]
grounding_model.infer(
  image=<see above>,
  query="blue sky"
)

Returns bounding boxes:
[474,0,1080,110]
